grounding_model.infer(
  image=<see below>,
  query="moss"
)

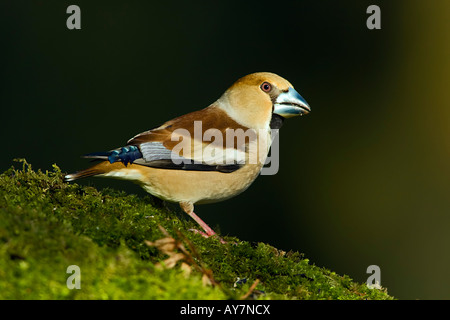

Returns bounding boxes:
[0,159,393,300]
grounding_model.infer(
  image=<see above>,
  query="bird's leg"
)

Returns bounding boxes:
[188,210,217,236]
[179,202,219,238]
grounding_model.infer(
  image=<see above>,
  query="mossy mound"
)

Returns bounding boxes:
[0,160,393,300]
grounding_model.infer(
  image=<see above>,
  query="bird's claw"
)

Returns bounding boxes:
[188,228,227,244]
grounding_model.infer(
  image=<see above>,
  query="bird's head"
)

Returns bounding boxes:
[217,72,310,129]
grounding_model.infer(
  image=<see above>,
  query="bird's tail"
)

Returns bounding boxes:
[65,146,143,182]
[64,161,125,182]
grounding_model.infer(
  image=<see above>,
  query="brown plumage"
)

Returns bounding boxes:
[127,106,251,152]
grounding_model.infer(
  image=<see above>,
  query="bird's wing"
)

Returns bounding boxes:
[127,104,255,172]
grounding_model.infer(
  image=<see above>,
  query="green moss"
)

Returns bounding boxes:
[0,159,393,300]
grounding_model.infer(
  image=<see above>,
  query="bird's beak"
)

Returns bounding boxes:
[273,87,310,118]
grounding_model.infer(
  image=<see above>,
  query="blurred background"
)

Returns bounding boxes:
[1,0,449,299]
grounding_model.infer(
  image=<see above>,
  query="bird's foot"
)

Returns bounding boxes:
[188,228,227,244]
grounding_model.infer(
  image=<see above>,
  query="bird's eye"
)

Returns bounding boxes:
[261,82,272,92]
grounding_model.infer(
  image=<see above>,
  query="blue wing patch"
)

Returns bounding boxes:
[83,146,143,166]
[107,146,143,166]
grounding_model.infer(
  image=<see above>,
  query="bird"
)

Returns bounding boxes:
[65,72,310,239]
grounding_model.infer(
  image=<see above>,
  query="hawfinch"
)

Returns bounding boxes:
[65,72,310,238]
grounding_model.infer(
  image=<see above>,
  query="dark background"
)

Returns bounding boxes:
[2,1,450,299]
